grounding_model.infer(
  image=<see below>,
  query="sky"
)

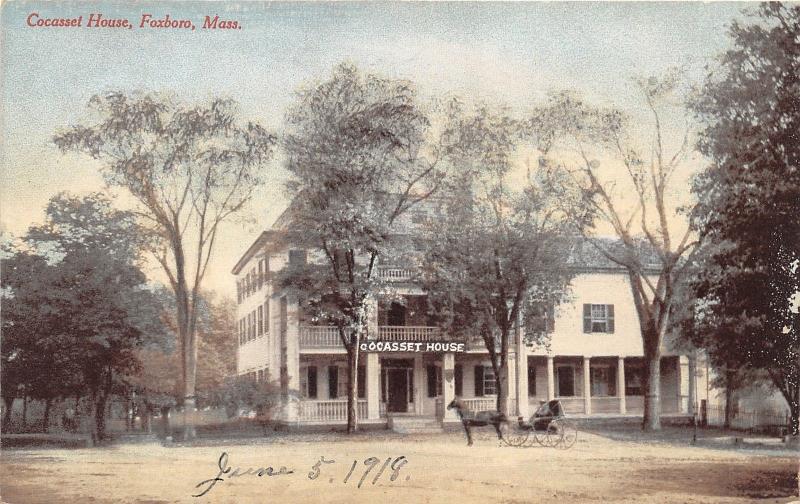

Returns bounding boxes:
[0,1,749,298]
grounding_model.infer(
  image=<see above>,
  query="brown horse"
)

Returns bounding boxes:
[447,398,506,446]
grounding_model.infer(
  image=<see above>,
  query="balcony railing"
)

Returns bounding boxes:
[299,326,342,348]
[377,267,415,282]
[378,326,442,341]
[297,399,368,422]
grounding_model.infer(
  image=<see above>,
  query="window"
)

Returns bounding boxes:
[474,366,497,396]
[387,301,405,326]
[328,366,339,399]
[590,366,616,396]
[625,366,642,396]
[528,365,537,396]
[257,306,264,336]
[411,211,428,225]
[556,366,575,397]
[426,365,442,398]
[257,259,265,290]
[301,366,317,398]
[454,365,463,397]
[257,369,265,382]
[583,304,615,333]
[483,366,497,395]
[289,249,307,267]
[236,281,242,304]
[529,302,555,334]
[263,302,270,334]
[358,366,366,399]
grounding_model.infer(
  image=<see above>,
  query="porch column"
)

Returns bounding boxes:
[284,296,301,421]
[546,356,555,401]
[617,357,626,414]
[442,353,458,421]
[517,342,528,418]
[583,357,592,415]
[678,355,690,414]
[366,353,380,420]
[413,355,424,414]
[688,354,697,416]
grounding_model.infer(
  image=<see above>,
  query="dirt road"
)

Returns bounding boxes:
[0,431,796,503]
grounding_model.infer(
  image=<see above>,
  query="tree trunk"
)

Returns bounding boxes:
[2,396,13,431]
[642,349,661,432]
[161,406,172,438]
[94,393,109,442]
[346,345,360,434]
[42,398,53,433]
[22,395,28,431]
[496,368,508,416]
[723,369,736,429]
[790,401,799,438]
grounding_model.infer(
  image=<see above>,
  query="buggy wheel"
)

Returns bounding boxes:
[544,419,564,448]
[499,420,529,447]
[556,420,578,449]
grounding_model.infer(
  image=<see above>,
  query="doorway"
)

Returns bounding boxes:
[387,368,409,413]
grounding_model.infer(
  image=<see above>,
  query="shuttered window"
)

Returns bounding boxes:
[328,366,338,399]
[307,366,317,399]
[358,366,366,399]
[583,304,615,333]
[528,365,537,396]
[474,366,484,396]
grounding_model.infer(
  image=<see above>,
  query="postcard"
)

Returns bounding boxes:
[1,1,797,503]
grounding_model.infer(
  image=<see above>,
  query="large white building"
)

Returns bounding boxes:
[232,212,710,427]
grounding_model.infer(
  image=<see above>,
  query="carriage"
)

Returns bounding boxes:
[499,400,578,449]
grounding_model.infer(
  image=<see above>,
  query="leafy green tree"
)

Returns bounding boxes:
[419,103,576,414]
[280,63,444,432]
[54,93,277,439]
[688,3,800,435]
[1,245,81,432]
[22,192,166,441]
[528,74,698,431]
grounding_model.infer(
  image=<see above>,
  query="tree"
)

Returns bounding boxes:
[54,93,277,438]
[419,103,576,414]
[280,63,444,432]
[17,193,164,441]
[529,75,699,431]
[196,294,237,398]
[688,3,800,436]
[0,245,77,432]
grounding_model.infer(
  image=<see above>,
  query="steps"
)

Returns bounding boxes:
[388,415,443,434]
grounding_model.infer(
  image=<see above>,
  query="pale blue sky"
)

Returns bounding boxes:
[0,1,748,296]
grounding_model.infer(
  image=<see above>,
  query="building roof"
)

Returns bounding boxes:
[567,237,663,272]
[230,230,288,275]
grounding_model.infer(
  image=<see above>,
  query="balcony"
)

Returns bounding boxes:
[377,267,415,282]
[299,326,342,349]
[377,326,442,341]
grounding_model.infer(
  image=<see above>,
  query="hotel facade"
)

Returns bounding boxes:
[233,215,710,427]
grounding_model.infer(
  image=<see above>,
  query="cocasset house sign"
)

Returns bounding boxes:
[359,340,466,353]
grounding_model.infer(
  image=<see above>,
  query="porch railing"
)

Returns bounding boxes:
[377,267,416,282]
[378,326,442,341]
[299,326,342,348]
[297,400,368,422]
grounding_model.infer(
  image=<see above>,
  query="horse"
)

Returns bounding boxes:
[447,398,507,446]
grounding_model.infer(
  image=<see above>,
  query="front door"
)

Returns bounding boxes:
[387,368,408,413]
